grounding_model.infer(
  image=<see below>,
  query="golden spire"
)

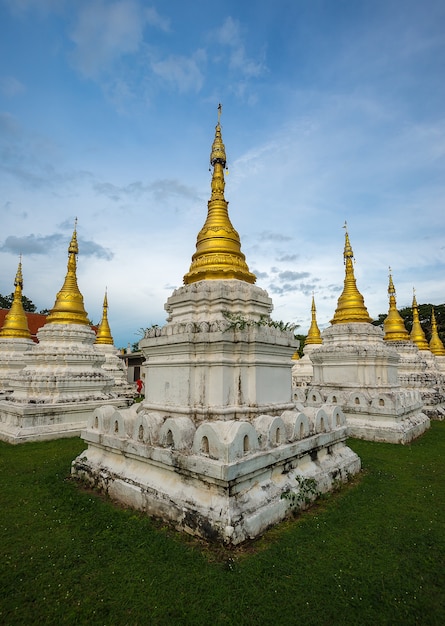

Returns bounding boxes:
[429,308,445,356]
[95,290,114,345]
[409,290,429,350]
[383,269,409,341]
[305,295,323,345]
[0,258,32,339]
[183,105,256,284]
[330,223,372,325]
[45,221,90,326]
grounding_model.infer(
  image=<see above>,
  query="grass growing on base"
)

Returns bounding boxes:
[0,423,444,625]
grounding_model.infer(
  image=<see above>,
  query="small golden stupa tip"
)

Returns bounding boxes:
[384,270,409,341]
[0,258,31,339]
[430,307,445,355]
[305,295,323,345]
[95,289,114,345]
[45,221,90,326]
[410,288,429,350]
[330,225,372,325]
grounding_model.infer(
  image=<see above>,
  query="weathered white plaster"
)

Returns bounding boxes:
[304,323,430,443]
[0,323,131,443]
[73,403,360,544]
[140,281,296,421]
[389,341,445,420]
[73,279,361,543]
[95,343,134,398]
[0,337,34,394]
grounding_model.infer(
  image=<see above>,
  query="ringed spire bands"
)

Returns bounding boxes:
[330,225,372,325]
[410,291,429,350]
[429,308,445,356]
[95,291,114,345]
[0,259,32,339]
[183,106,256,285]
[383,270,409,341]
[45,223,90,326]
[305,295,323,345]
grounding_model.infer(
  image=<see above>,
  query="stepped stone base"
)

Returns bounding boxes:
[72,403,361,545]
[0,398,129,444]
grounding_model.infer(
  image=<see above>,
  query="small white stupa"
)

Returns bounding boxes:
[72,108,360,545]
[0,223,131,444]
[94,290,134,398]
[292,295,323,389]
[383,278,445,420]
[0,259,35,395]
[303,226,429,444]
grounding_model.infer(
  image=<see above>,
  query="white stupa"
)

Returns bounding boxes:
[383,282,445,419]
[94,290,134,399]
[303,227,429,444]
[72,109,361,545]
[0,224,131,444]
[292,295,323,389]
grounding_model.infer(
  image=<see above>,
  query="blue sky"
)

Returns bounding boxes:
[1,0,444,348]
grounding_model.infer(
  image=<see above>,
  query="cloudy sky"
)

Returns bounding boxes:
[1,0,444,348]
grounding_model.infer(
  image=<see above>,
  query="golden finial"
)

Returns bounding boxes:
[95,289,114,345]
[183,106,256,284]
[330,225,372,324]
[305,295,323,345]
[45,221,90,326]
[383,268,409,341]
[429,308,445,355]
[409,289,429,350]
[0,258,32,339]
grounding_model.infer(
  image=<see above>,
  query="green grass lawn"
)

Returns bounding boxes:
[1,423,444,625]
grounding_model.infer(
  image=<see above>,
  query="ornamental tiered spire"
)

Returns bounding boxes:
[183,105,256,284]
[429,308,445,356]
[45,221,90,326]
[305,295,323,345]
[0,259,32,339]
[330,224,372,325]
[383,269,409,341]
[409,290,429,350]
[95,291,114,345]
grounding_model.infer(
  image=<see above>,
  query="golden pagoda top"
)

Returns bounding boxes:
[330,223,372,325]
[0,258,32,340]
[95,290,114,345]
[383,269,409,341]
[305,295,323,345]
[183,105,256,284]
[45,221,90,326]
[429,308,445,356]
[409,290,429,350]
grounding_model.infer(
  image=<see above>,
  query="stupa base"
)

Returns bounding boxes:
[0,398,130,444]
[72,405,360,544]
[345,411,430,444]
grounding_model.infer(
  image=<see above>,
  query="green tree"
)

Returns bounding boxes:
[294,334,307,358]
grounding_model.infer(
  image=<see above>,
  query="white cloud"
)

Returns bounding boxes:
[145,6,170,33]
[150,50,206,93]
[0,76,26,97]
[213,16,265,78]
[70,0,148,78]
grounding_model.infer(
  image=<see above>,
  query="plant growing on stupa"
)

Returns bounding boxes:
[281,475,320,510]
